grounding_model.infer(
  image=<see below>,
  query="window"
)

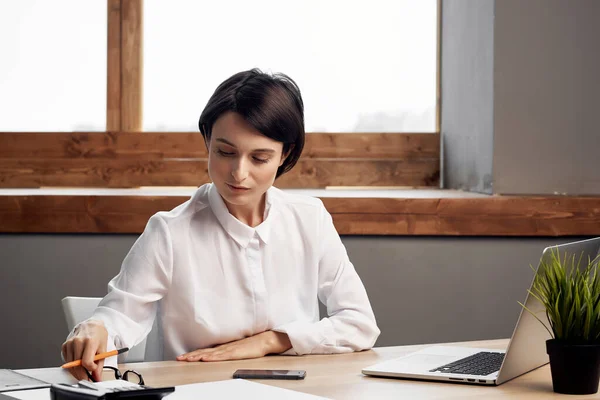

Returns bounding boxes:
[0,0,448,234]
[0,0,439,191]
[143,0,437,133]
[0,0,107,131]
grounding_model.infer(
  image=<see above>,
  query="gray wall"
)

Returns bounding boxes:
[443,0,600,195]
[442,0,495,193]
[494,0,600,194]
[0,234,587,369]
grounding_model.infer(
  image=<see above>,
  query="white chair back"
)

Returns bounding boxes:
[61,296,157,363]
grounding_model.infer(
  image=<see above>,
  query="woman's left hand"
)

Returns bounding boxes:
[176,331,292,362]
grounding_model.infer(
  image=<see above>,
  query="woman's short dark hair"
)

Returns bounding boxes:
[198,68,305,178]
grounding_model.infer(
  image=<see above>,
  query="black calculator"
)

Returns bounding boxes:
[50,380,175,400]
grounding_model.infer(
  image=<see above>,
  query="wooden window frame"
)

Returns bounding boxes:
[1,192,600,236]
[0,0,440,190]
[2,1,600,236]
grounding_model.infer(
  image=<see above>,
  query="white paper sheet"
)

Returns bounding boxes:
[170,379,329,400]
[14,368,76,386]
[4,379,138,400]
[4,379,329,400]
[1,388,48,400]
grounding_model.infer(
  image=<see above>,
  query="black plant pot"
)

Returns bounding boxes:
[546,339,600,395]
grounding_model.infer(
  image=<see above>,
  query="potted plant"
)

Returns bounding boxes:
[520,248,600,394]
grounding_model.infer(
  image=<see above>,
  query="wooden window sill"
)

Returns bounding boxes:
[1,188,599,236]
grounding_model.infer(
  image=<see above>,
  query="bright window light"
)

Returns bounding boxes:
[0,0,107,131]
[143,0,437,133]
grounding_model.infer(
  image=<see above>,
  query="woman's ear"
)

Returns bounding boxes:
[279,145,295,166]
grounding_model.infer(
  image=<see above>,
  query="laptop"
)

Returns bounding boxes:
[362,237,600,386]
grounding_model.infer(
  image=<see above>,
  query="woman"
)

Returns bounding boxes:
[62,69,380,381]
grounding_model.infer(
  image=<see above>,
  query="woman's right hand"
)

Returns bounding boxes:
[61,320,108,381]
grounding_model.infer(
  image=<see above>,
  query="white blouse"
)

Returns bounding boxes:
[88,183,380,361]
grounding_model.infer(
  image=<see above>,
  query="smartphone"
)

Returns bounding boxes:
[232,369,306,380]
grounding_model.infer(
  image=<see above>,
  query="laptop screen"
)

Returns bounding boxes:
[496,237,600,384]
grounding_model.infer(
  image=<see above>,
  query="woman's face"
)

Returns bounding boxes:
[207,112,286,213]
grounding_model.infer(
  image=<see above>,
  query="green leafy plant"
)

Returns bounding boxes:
[519,249,600,343]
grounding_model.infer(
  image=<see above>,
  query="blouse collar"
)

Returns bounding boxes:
[208,183,274,248]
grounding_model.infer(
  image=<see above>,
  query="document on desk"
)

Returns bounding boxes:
[0,367,76,397]
[5,379,329,400]
[11,368,76,388]
[170,379,329,400]
[1,389,47,400]
[3,380,139,400]
[0,370,50,392]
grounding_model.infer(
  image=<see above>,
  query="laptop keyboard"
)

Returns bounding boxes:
[429,352,505,376]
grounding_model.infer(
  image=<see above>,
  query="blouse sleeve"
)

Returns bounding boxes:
[67,214,173,360]
[274,202,380,355]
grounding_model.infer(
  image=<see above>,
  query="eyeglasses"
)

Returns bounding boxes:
[86,366,145,385]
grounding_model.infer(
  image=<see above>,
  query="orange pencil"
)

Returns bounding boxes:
[61,347,129,369]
